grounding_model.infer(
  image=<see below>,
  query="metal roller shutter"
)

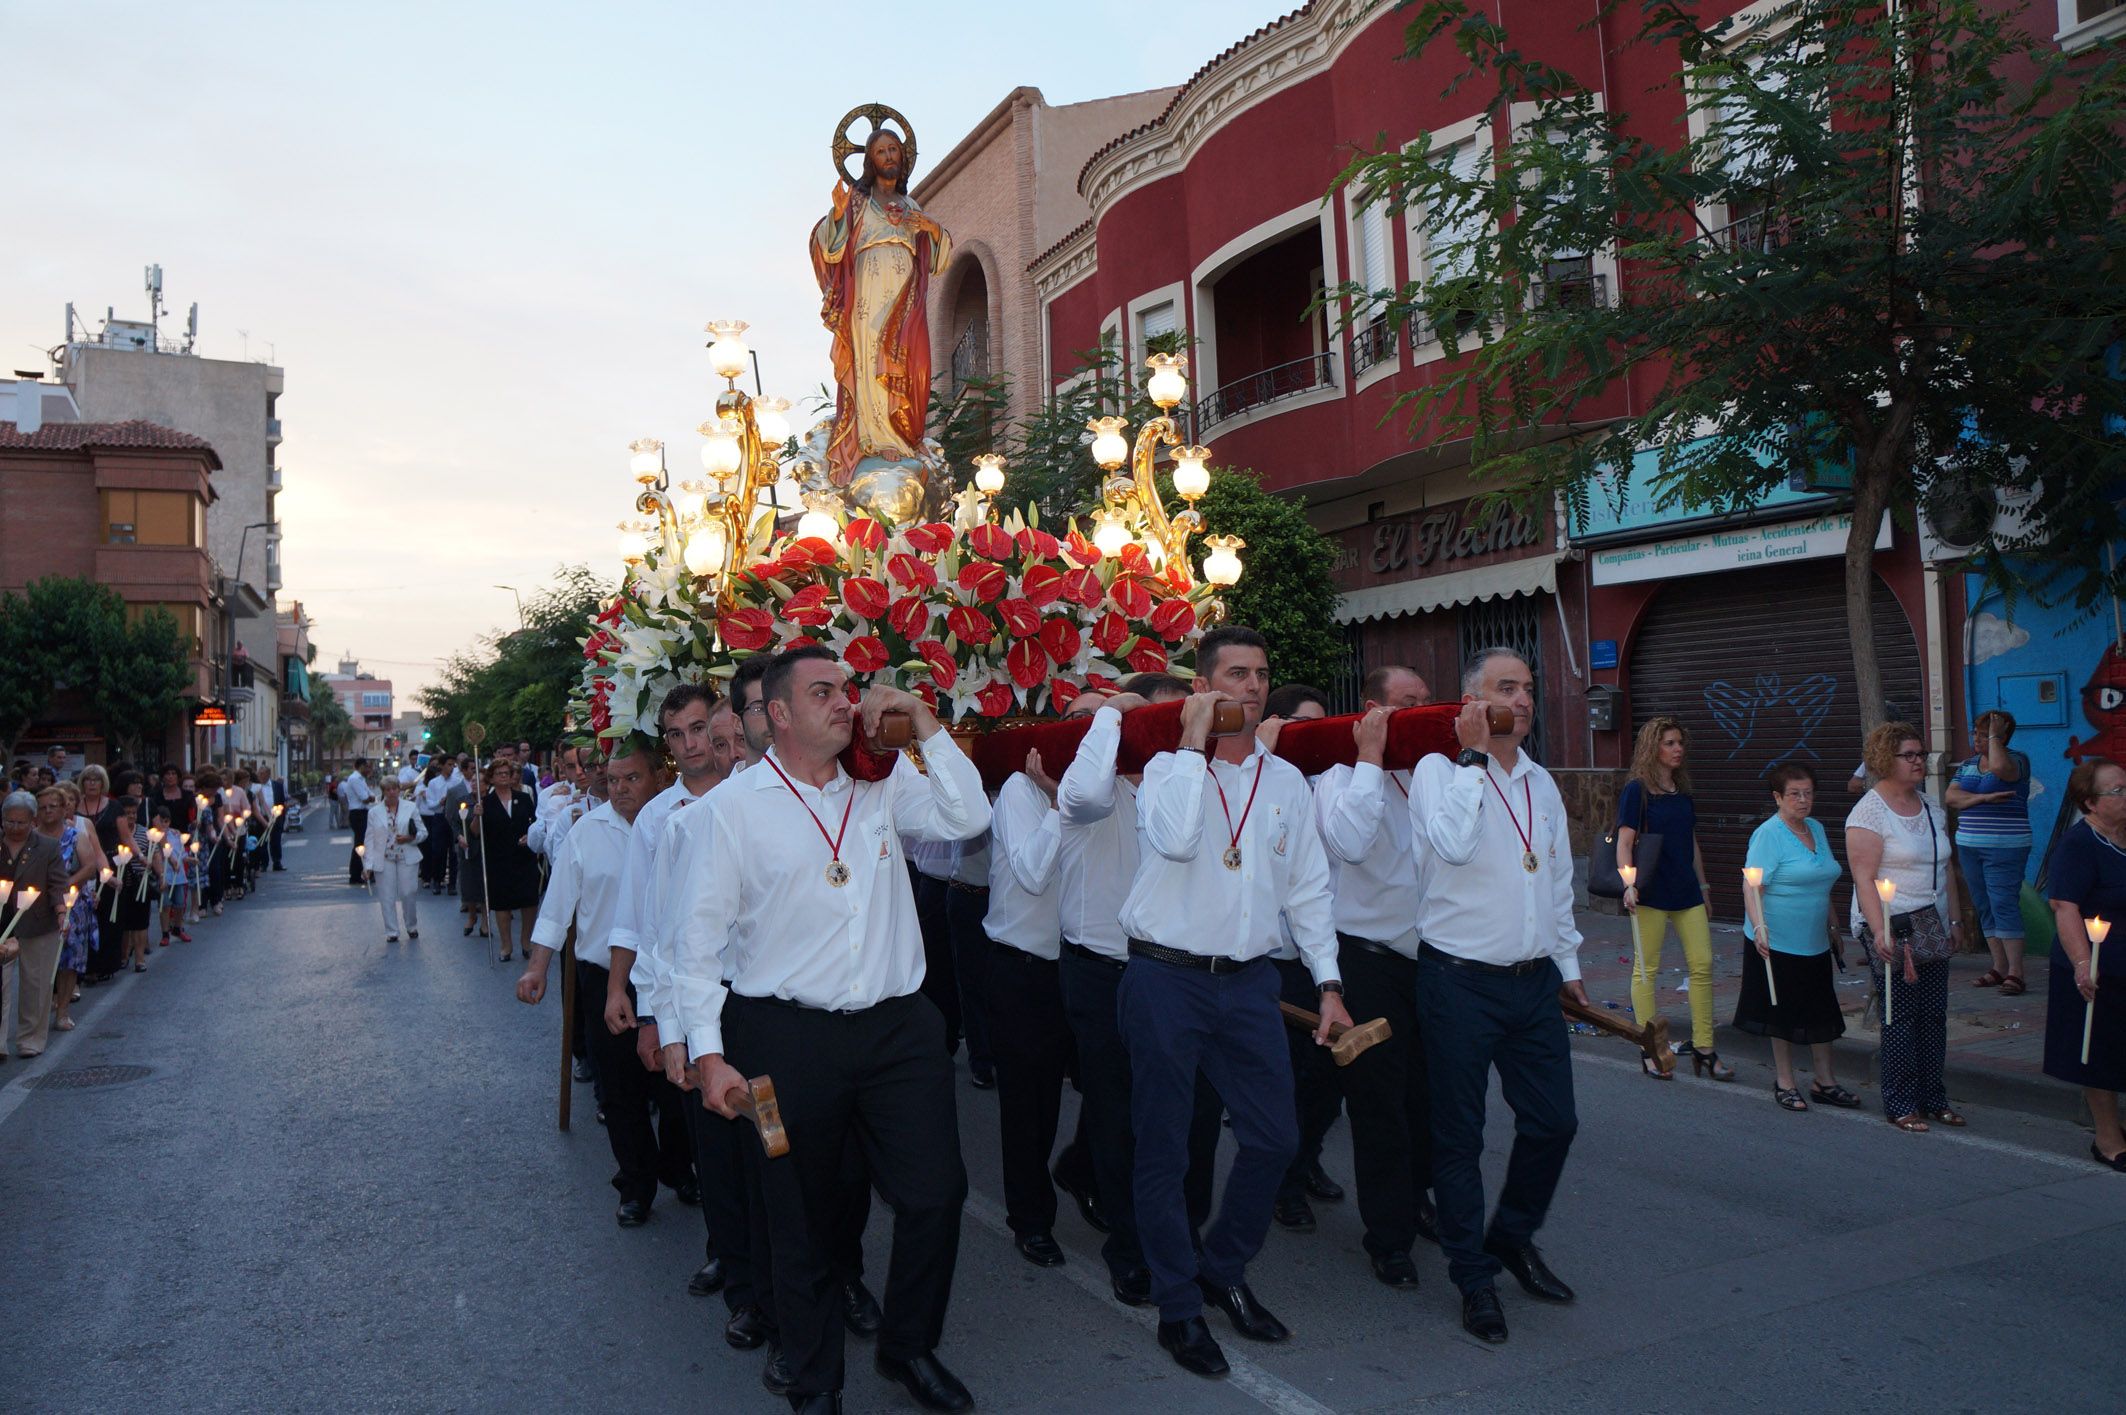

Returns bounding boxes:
[1626,561,1921,922]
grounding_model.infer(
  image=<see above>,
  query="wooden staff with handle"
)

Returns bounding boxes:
[466,723,494,954]
[1278,1001,1392,1066]
[730,1075,791,1158]
[557,929,576,1131]
[1560,988,1675,1077]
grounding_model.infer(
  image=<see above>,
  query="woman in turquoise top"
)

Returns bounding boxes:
[1736,763,1858,1112]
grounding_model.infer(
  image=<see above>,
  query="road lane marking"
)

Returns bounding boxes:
[959,1190,1339,1415]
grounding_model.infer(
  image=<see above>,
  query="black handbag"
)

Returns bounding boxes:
[1589,782,1664,899]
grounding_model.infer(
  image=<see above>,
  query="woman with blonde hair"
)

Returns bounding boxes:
[1617,716,1726,1078]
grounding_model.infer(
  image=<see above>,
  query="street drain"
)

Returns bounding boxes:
[36,1065,152,1090]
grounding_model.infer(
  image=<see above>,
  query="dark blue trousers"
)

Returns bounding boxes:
[1416,950,1577,1295]
[1119,954,1295,1322]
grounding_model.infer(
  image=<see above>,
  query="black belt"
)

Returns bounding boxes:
[1063,941,1125,972]
[1339,933,1415,962]
[947,880,990,896]
[726,990,900,1017]
[1127,939,1257,975]
[1418,941,1548,976]
[990,940,1059,966]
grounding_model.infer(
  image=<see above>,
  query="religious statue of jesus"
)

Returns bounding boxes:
[810,110,952,492]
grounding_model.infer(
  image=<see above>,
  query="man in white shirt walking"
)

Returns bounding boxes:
[672,645,989,1415]
[339,760,375,886]
[1116,626,1350,1379]
[1408,647,1586,1344]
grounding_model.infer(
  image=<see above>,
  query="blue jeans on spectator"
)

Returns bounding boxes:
[1959,843,2030,941]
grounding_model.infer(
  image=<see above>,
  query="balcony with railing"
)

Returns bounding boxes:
[1349,320,1398,377]
[1199,352,1337,431]
[266,417,283,445]
[1536,268,1610,311]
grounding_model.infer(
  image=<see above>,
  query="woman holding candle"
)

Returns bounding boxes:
[1946,711,2034,995]
[1735,765,1857,1110]
[2042,758,2126,1169]
[53,783,102,1028]
[1617,717,1727,1078]
[1847,722,1964,1133]
[480,759,539,961]
[2,789,77,1058]
[76,765,110,837]
[113,797,160,975]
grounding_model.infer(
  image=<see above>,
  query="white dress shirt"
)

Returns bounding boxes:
[340,774,375,812]
[1118,742,1341,986]
[1314,762,1423,956]
[529,801,631,969]
[951,832,991,889]
[529,781,587,859]
[397,764,420,788]
[907,834,957,881]
[613,776,716,1025]
[1054,705,1141,961]
[1407,750,1582,980]
[669,732,990,1061]
[984,773,1062,958]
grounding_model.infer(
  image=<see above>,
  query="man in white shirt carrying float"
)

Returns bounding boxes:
[1408,646,1586,1344]
[1117,625,1351,1379]
[673,645,989,1415]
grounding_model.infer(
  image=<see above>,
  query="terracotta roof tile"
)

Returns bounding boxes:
[0,418,222,468]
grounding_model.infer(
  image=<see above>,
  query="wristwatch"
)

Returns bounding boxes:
[1455,748,1487,768]
[1318,981,1344,996]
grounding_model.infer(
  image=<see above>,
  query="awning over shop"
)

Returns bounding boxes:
[1333,553,1560,625]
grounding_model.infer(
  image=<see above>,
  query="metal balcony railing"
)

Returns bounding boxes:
[948,322,989,400]
[1349,320,1397,376]
[266,417,283,443]
[1538,270,1610,310]
[1199,352,1336,430]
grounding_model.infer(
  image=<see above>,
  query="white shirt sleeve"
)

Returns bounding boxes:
[1138,750,1208,863]
[994,774,1063,895]
[1056,706,1124,826]
[530,829,583,952]
[1279,796,1341,986]
[1411,757,1487,865]
[671,802,742,1060]
[1315,761,1386,864]
[887,729,990,843]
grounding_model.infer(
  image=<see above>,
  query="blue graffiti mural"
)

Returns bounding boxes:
[1704,673,1838,766]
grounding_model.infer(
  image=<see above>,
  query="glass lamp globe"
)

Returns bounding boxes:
[628,437,664,484]
[674,482,708,523]
[617,522,649,565]
[971,453,1006,495]
[1202,534,1246,587]
[699,417,743,479]
[684,522,728,577]
[1145,352,1188,410]
[797,507,840,543]
[1091,509,1132,558]
[706,320,751,382]
[1171,445,1213,500]
[1087,416,1130,470]
[755,397,793,448]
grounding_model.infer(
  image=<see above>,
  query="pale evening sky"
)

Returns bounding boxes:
[1,0,1300,699]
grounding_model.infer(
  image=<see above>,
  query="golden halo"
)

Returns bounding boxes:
[832,103,918,187]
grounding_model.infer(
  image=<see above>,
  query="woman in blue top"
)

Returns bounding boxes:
[1736,764,1857,1111]
[1618,717,1728,1079]
[1945,710,2033,995]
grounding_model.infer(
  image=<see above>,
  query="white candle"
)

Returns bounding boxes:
[0,884,38,945]
[1743,868,1777,1006]
[1620,865,1644,987]
[2084,918,2109,1066]
[1876,879,1896,1026]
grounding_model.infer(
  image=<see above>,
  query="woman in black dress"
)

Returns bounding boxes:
[2045,756,2126,1171]
[481,759,539,962]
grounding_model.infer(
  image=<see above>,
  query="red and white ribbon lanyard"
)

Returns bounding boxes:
[764,755,859,886]
[1484,769,1539,873]
[1211,754,1267,870]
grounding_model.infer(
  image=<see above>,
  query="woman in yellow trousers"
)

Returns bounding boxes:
[1617,717,1730,1080]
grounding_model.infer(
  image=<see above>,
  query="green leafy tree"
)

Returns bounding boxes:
[0,591,55,760]
[92,605,194,761]
[0,577,190,760]
[1184,470,1346,692]
[421,566,612,754]
[308,685,356,767]
[1340,0,2126,732]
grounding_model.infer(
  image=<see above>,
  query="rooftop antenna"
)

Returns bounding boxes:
[237,328,250,360]
[145,264,165,348]
[184,303,198,354]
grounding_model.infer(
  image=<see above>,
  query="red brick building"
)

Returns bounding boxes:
[0,415,222,767]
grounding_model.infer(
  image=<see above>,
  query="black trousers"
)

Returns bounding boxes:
[987,940,1071,1236]
[722,991,965,1397]
[1416,949,1577,1294]
[945,884,995,1072]
[419,814,449,886]
[268,818,285,868]
[1275,956,1345,1205]
[571,943,600,1087]
[346,809,369,884]
[1056,946,1219,1282]
[912,869,961,1054]
[580,962,692,1205]
[1336,939,1433,1259]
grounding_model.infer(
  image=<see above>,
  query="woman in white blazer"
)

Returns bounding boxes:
[364,777,428,943]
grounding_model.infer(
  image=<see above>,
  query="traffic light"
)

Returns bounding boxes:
[422,727,432,742]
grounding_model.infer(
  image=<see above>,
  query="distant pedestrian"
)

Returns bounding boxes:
[1735,764,1857,1111]
[1847,722,1966,1133]
[2041,757,2126,1171]
[1946,710,2033,996]
[481,760,539,961]
[1617,717,1728,1080]
[341,760,376,886]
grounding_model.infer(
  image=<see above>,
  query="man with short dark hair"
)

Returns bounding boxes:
[341,759,375,886]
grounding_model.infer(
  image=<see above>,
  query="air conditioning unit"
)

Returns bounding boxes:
[1918,474,2039,564]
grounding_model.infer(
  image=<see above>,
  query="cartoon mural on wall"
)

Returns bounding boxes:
[2067,642,2126,765]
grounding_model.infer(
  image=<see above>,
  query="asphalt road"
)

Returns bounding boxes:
[3,832,2121,1414]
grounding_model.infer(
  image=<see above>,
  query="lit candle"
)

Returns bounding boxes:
[274,804,285,818]
[0,884,40,945]
[1876,879,1896,1027]
[357,844,372,894]
[1620,865,1644,987]
[1742,867,1776,1006]
[2084,917,2110,1066]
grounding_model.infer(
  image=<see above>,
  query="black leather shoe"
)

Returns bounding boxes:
[787,1395,841,1414]
[615,1198,650,1228]
[1015,1230,1066,1267]
[840,1278,883,1337]
[874,1352,974,1413]
[762,1346,793,1396]
[1195,1277,1289,1342]
[725,1304,770,1350]
[1272,1195,1316,1232]
[671,1177,701,1206]
[969,1062,996,1090]
[1157,1316,1229,1376]
[1110,1266,1152,1306]
[687,1258,725,1296]
[1304,1161,1344,1203]
[1484,1236,1575,1303]
[1054,1167,1110,1233]
[1462,1285,1508,1342]
[572,1058,594,1083]
[1370,1251,1420,1290]
[1414,1193,1440,1247]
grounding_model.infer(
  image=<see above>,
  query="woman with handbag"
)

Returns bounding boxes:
[1847,722,1966,1133]
[1616,717,1728,1079]
[1736,764,1857,1110]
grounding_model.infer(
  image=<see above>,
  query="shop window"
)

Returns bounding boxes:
[1459,595,1546,762]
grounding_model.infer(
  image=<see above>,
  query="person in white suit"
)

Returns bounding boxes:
[365,776,429,943]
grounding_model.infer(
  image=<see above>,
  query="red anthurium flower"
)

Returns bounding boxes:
[1108,575,1152,619]
[841,575,890,621]
[1016,527,1061,561]
[595,599,626,627]
[1061,567,1104,609]
[1085,673,1120,693]
[1005,637,1050,690]
[997,597,1042,639]
[967,522,1016,561]
[1021,564,1065,608]
[1039,616,1082,666]
[782,536,839,571]
[887,552,938,591]
[1149,598,1196,643]
[720,607,775,651]
[844,518,888,551]
[1090,610,1128,655]
[946,604,996,646]
[1049,677,1082,713]
[916,639,957,692]
[1162,562,1194,594]
[1126,639,1169,673]
[1064,529,1103,566]
[913,682,938,709]
[975,679,1016,718]
[844,635,890,674]
[889,595,930,640]
[784,584,833,627]
[956,560,1009,603]
[784,635,822,651]
[1115,542,1151,574]
[903,522,955,555]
